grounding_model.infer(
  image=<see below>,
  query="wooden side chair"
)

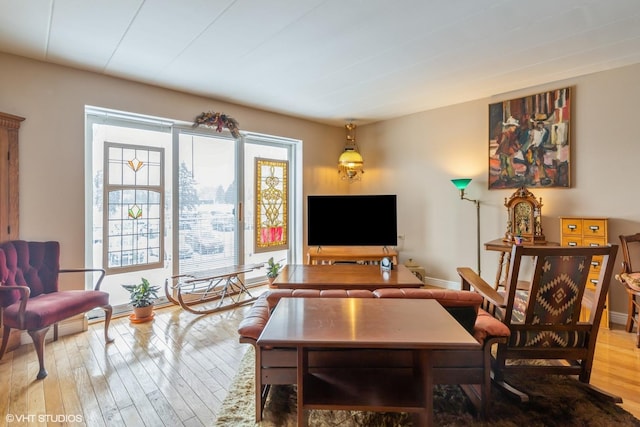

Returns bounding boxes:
[616,233,640,347]
[458,244,619,402]
[0,240,113,379]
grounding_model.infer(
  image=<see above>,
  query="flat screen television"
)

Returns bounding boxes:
[307,195,397,247]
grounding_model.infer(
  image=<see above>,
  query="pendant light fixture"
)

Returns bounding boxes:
[338,122,364,182]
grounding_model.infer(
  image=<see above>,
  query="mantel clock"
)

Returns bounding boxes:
[503,187,546,244]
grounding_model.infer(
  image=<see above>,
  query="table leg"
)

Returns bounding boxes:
[420,349,433,426]
[493,251,512,289]
[503,252,511,287]
[494,251,506,289]
[297,346,308,426]
[256,347,263,422]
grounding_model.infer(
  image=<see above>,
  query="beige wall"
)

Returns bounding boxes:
[0,52,344,273]
[1,51,639,323]
[357,62,640,321]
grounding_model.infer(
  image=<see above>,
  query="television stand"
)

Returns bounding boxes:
[307,246,398,265]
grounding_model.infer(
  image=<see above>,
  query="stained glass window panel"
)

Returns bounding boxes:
[104,142,164,273]
[255,158,288,251]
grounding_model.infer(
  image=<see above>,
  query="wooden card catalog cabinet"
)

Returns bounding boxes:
[0,112,22,241]
[560,217,609,328]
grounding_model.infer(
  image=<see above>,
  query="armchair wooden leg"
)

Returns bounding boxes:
[102,305,114,343]
[0,325,10,360]
[490,371,530,402]
[626,294,635,333]
[28,327,50,380]
[490,350,530,403]
[578,382,623,404]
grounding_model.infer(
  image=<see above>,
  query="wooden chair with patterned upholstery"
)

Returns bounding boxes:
[458,244,619,402]
[0,240,113,380]
[615,233,640,348]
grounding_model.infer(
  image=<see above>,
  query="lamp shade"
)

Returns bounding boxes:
[338,148,364,167]
[339,148,364,180]
[451,178,472,190]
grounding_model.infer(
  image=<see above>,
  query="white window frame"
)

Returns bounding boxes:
[86,107,303,299]
[103,142,165,274]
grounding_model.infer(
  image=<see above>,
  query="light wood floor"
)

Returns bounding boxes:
[1,286,639,426]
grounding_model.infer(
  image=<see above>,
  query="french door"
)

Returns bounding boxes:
[174,128,295,286]
[175,131,239,274]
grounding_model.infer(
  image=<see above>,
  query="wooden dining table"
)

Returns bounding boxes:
[270,263,423,290]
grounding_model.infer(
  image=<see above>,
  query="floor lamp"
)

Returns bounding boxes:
[451,179,481,275]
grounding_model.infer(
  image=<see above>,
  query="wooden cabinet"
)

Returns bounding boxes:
[560,217,609,328]
[0,112,22,241]
[403,258,426,283]
[0,112,23,352]
[307,246,398,265]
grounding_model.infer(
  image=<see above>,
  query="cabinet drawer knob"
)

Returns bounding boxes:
[591,261,600,267]
[567,224,577,230]
[568,242,577,246]
[589,243,599,247]
[589,226,600,232]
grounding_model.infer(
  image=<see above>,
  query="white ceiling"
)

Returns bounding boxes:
[1,0,640,125]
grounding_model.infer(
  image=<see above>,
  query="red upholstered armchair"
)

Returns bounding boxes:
[0,240,113,379]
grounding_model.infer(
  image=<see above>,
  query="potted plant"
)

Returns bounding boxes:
[122,277,160,322]
[266,257,282,285]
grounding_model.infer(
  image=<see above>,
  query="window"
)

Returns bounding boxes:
[86,107,301,309]
[103,143,164,274]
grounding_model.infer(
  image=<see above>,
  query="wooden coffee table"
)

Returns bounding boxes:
[257,298,480,426]
[270,264,423,290]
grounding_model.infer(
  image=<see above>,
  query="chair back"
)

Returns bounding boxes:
[500,244,617,347]
[0,240,60,307]
[619,233,640,274]
[617,233,640,296]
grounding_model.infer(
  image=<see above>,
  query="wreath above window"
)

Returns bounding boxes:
[193,111,241,138]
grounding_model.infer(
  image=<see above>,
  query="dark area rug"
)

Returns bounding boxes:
[215,348,640,426]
